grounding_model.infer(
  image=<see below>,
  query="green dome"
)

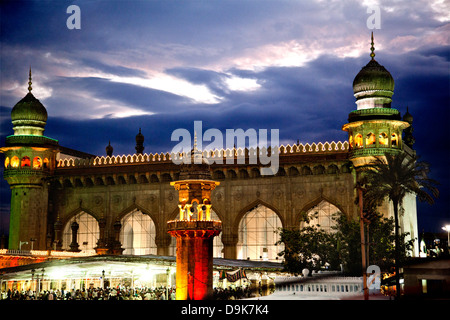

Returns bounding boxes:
[353,59,394,97]
[11,92,48,123]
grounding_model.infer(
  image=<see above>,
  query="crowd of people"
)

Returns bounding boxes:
[213,286,253,300]
[2,286,176,300]
[2,285,258,300]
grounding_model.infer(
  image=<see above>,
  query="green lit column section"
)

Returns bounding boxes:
[0,70,59,250]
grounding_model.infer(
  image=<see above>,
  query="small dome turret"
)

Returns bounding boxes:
[352,33,394,110]
[11,68,48,136]
[135,128,144,154]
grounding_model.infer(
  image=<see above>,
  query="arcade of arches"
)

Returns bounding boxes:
[58,200,342,262]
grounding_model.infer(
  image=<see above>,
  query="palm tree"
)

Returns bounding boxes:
[362,151,439,298]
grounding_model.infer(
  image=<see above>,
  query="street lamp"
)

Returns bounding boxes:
[442,225,450,248]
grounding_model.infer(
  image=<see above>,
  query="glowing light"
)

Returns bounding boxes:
[10,156,19,168]
[4,157,9,168]
[21,156,31,167]
[33,156,42,169]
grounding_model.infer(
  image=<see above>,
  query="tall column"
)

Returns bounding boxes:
[167,178,221,300]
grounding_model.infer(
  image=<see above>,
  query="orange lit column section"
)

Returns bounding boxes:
[167,177,221,300]
[168,221,221,300]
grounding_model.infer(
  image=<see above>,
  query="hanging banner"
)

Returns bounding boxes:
[220,269,247,282]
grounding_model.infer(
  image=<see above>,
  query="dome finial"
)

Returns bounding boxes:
[370,32,376,60]
[28,66,33,93]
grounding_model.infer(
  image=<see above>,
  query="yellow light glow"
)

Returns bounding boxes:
[4,157,9,168]
[10,156,19,168]
[33,156,42,169]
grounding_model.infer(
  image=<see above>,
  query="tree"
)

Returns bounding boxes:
[277,211,415,276]
[277,225,339,275]
[362,152,439,298]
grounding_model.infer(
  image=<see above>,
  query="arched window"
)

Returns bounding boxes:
[366,133,376,146]
[4,157,9,168]
[10,156,20,168]
[33,156,42,169]
[354,134,363,148]
[301,201,340,233]
[391,133,398,147]
[349,135,354,149]
[62,212,99,253]
[169,209,224,257]
[43,158,49,169]
[120,209,157,255]
[21,156,31,167]
[237,204,283,261]
[379,132,388,146]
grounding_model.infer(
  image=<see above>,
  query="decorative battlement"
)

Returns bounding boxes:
[57,141,349,168]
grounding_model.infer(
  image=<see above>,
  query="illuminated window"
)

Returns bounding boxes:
[237,204,284,261]
[391,133,398,147]
[169,209,224,257]
[10,156,19,168]
[21,156,31,167]
[33,156,42,169]
[120,209,157,255]
[43,158,49,169]
[62,212,99,254]
[302,200,340,233]
[379,132,388,146]
[366,133,376,146]
[349,135,353,149]
[354,134,363,148]
[4,157,9,168]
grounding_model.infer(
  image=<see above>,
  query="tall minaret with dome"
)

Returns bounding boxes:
[342,34,419,256]
[0,69,59,250]
[342,33,412,168]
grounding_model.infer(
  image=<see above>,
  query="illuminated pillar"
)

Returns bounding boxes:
[167,179,221,300]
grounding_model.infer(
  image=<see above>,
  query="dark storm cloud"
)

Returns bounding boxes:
[0,0,449,234]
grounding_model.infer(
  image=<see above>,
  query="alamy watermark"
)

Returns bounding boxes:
[366,6,381,30]
[66,5,81,30]
[171,121,279,176]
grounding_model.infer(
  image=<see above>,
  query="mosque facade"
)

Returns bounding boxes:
[0,37,418,261]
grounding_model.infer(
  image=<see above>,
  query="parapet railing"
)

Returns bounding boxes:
[57,141,349,168]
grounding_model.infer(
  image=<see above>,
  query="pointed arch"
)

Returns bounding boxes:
[234,199,284,230]
[120,208,157,255]
[297,196,346,232]
[235,200,284,261]
[297,195,346,222]
[62,208,100,253]
[117,203,160,231]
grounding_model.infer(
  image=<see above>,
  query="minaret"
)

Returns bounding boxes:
[0,69,59,250]
[167,144,221,300]
[342,33,410,168]
[106,141,113,157]
[135,128,144,154]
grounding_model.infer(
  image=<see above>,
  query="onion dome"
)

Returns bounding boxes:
[135,128,145,154]
[11,68,48,136]
[403,106,413,124]
[352,33,394,109]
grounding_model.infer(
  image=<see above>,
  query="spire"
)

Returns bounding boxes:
[193,131,198,153]
[28,67,33,93]
[106,140,113,157]
[135,128,144,154]
[370,32,375,61]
